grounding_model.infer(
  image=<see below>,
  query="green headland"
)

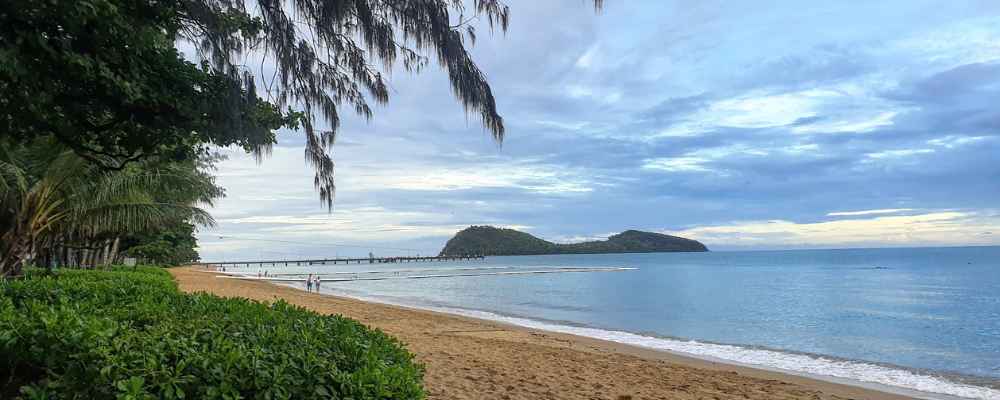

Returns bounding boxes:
[439,226,708,256]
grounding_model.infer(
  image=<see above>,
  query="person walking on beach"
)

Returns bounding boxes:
[306,274,313,291]
[313,276,321,292]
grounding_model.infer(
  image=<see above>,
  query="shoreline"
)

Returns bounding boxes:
[220,266,999,400]
[173,266,933,400]
[291,287,983,400]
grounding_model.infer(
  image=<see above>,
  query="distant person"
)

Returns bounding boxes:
[314,277,321,292]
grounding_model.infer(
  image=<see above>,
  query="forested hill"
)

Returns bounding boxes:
[438,226,708,256]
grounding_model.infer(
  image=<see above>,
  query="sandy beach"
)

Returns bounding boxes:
[170,266,916,400]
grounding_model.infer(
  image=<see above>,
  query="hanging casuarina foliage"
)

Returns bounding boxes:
[1,0,602,209]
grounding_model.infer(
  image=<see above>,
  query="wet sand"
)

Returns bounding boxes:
[170,266,917,400]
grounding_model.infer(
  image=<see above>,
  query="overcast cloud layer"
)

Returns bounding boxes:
[197,1,1000,260]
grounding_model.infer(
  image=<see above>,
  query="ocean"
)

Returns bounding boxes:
[230,246,1000,399]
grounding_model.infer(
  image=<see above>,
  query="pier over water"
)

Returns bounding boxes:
[201,254,485,268]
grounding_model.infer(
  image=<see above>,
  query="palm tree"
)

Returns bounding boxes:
[0,141,216,277]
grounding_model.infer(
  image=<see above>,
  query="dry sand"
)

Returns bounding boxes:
[170,266,917,400]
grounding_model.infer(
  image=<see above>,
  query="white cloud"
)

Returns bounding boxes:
[642,157,712,173]
[574,44,600,69]
[651,122,710,138]
[827,208,915,217]
[549,232,617,244]
[708,89,831,129]
[641,145,774,174]
[792,111,899,134]
[222,207,471,238]
[535,120,591,131]
[894,17,1000,69]
[567,85,593,98]
[343,163,594,194]
[648,82,907,139]
[667,211,1000,249]
[927,135,992,149]
[782,143,820,154]
[565,84,622,104]
[692,145,769,158]
[215,146,595,198]
[865,148,934,160]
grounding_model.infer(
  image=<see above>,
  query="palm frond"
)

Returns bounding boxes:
[0,160,28,198]
[73,202,215,237]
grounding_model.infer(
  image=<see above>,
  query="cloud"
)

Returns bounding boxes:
[865,148,935,160]
[826,209,915,217]
[669,211,1000,249]
[641,157,712,173]
[199,202,536,259]
[927,135,992,148]
[640,143,823,175]
[894,18,1000,69]
[574,44,601,69]
[220,207,498,239]
[344,164,595,194]
[640,82,908,140]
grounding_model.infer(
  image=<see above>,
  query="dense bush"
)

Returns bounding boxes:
[0,267,424,399]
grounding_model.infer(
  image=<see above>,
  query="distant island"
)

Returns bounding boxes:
[439,226,708,256]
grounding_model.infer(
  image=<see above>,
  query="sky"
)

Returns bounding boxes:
[196,0,1000,260]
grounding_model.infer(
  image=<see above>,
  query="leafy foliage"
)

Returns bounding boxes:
[0,267,425,399]
[0,139,222,276]
[121,222,201,266]
[439,226,708,256]
[0,1,296,169]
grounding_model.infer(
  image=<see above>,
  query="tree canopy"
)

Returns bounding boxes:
[0,1,296,169]
[2,0,604,208]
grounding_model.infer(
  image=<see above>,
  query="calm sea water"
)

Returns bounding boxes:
[231,247,1000,399]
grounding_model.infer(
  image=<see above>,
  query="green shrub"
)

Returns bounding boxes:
[0,267,424,399]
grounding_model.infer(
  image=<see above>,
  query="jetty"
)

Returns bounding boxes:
[201,254,485,268]
[215,266,638,282]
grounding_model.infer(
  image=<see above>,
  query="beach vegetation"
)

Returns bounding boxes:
[0,139,222,277]
[0,266,425,399]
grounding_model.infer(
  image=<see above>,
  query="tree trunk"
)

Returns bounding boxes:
[89,244,99,268]
[82,247,91,269]
[109,237,121,265]
[99,240,110,267]
[0,236,30,278]
[41,247,51,271]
